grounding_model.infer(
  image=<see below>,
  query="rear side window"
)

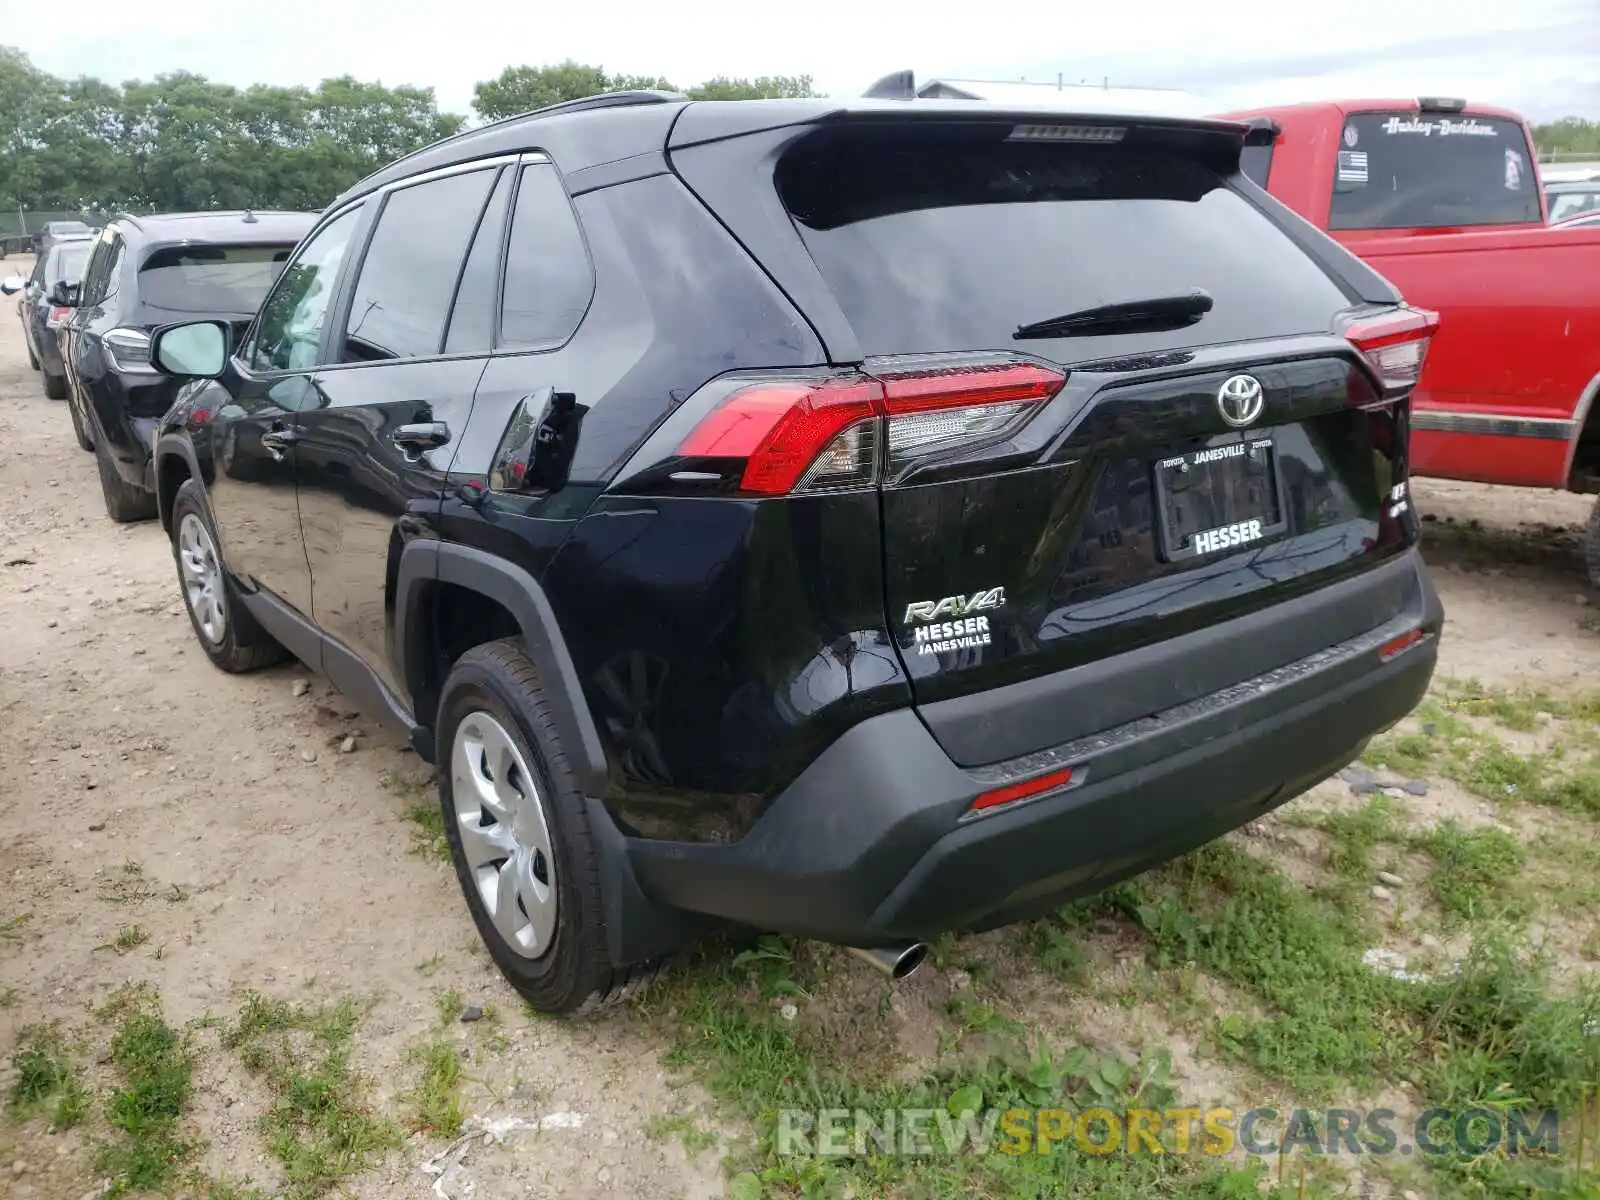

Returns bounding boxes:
[777,125,1351,362]
[342,167,497,362]
[138,244,294,315]
[1329,113,1539,230]
[499,164,592,349]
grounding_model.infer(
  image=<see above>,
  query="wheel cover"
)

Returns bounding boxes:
[451,711,557,959]
[176,513,227,644]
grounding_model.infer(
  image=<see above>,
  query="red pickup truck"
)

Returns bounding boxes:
[1217,98,1600,582]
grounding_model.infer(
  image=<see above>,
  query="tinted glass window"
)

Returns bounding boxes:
[1329,113,1539,230]
[80,233,118,305]
[99,241,126,305]
[778,125,1350,362]
[48,242,91,287]
[251,208,361,372]
[342,168,495,363]
[499,165,593,349]
[138,244,295,316]
[444,168,511,354]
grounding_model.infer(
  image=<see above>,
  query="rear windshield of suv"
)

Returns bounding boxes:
[138,243,296,315]
[1329,113,1539,231]
[776,123,1351,362]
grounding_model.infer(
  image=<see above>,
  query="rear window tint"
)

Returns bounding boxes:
[48,243,91,286]
[777,125,1350,362]
[1329,113,1539,231]
[139,243,296,315]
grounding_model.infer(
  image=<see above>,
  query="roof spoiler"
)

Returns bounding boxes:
[862,70,917,100]
[1240,116,1281,146]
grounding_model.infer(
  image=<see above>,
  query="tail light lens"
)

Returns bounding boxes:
[1344,306,1439,393]
[103,327,156,374]
[46,306,70,329]
[671,356,1065,496]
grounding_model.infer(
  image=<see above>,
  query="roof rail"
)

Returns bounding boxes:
[335,89,686,203]
[862,70,917,100]
[514,89,686,120]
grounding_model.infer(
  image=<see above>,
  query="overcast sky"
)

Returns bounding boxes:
[6,0,1597,122]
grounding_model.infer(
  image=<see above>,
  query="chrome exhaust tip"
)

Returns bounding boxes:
[844,942,929,982]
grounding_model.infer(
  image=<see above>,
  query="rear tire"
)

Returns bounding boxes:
[26,342,39,371]
[437,640,659,1015]
[93,442,158,523]
[1586,497,1600,591]
[68,399,93,451]
[42,370,66,400]
[170,480,288,673]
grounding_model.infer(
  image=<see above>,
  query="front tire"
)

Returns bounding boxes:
[169,480,287,673]
[437,640,656,1015]
[93,443,158,523]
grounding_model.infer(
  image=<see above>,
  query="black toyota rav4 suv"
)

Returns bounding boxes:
[146,90,1443,1013]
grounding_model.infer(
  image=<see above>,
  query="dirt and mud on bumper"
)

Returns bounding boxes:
[605,547,1442,958]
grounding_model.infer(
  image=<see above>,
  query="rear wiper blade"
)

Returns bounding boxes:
[1014,289,1214,340]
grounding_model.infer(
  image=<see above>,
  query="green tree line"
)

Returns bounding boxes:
[1532,117,1600,158]
[0,47,815,216]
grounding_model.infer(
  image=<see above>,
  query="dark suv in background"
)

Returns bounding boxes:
[2,235,94,397]
[146,91,1442,1013]
[59,211,315,520]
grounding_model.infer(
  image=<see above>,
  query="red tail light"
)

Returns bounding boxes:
[46,306,70,328]
[1344,307,1439,393]
[674,357,1065,496]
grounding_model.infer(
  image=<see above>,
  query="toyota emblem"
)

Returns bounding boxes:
[1217,374,1265,428]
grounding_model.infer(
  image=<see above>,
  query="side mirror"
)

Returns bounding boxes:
[46,280,77,306]
[152,321,229,379]
[0,275,24,295]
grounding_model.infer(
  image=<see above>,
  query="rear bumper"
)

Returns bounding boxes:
[609,547,1441,951]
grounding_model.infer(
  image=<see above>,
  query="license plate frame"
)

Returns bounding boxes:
[1153,434,1289,562]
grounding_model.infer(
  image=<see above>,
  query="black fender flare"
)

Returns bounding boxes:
[396,540,609,793]
[152,433,204,531]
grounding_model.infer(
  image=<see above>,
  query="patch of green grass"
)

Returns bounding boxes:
[653,941,1312,1199]
[1413,822,1525,921]
[382,770,448,861]
[644,1112,719,1158]
[222,992,402,1198]
[101,924,150,954]
[1442,678,1600,731]
[7,1024,88,1128]
[1318,795,1402,882]
[405,1038,464,1136]
[97,990,197,1193]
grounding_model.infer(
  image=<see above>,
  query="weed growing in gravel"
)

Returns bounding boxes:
[644,1112,719,1159]
[406,1038,465,1135]
[1412,822,1525,921]
[7,1024,88,1128]
[382,769,449,861]
[97,988,198,1193]
[222,992,401,1198]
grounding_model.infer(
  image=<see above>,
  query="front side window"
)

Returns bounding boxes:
[250,208,361,373]
[340,168,497,363]
[1328,112,1540,230]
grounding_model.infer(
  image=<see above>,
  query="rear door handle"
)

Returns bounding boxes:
[393,421,452,459]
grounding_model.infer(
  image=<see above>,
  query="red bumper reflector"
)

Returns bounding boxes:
[1378,627,1425,662]
[968,766,1076,815]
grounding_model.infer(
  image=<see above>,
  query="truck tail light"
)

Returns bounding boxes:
[46,306,70,329]
[673,357,1065,496]
[1344,307,1439,393]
